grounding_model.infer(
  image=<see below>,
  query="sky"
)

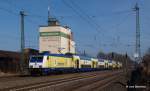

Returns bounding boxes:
[0,0,150,57]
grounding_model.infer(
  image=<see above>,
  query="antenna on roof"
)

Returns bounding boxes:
[48,6,51,26]
[48,6,50,18]
[47,6,59,26]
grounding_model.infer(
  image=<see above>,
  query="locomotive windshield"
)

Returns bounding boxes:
[30,56,43,62]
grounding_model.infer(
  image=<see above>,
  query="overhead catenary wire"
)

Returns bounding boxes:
[69,0,132,32]
[62,0,134,50]
[62,0,96,30]
[62,0,105,51]
[69,0,104,33]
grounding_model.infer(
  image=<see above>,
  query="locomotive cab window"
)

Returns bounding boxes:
[30,56,43,62]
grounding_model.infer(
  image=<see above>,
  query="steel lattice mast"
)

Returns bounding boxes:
[133,3,141,63]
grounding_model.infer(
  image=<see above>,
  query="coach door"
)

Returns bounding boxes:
[92,61,97,68]
[47,56,51,68]
[95,61,98,68]
[75,60,79,69]
[92,61,94,68]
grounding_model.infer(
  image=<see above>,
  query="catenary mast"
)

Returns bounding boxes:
[133,3,141,63]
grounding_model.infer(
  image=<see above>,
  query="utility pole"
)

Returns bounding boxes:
[20,11,26,75]
[133,3,141,64]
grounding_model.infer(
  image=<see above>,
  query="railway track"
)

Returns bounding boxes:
[0,71,109,87]
[73,73,123,91]
[0,70,122,91]
[0,70,108,82]
[0,70,111,89]
[1,71,108,91]
[45,71,123,91]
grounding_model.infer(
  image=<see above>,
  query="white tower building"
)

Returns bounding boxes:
[39,9,75,54]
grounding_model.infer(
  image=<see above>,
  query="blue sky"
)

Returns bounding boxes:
[0,0,150,57]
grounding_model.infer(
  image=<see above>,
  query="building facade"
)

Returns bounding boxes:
[39,18,75,54]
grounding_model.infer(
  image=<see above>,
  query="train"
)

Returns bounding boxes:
[28,53,122,75]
